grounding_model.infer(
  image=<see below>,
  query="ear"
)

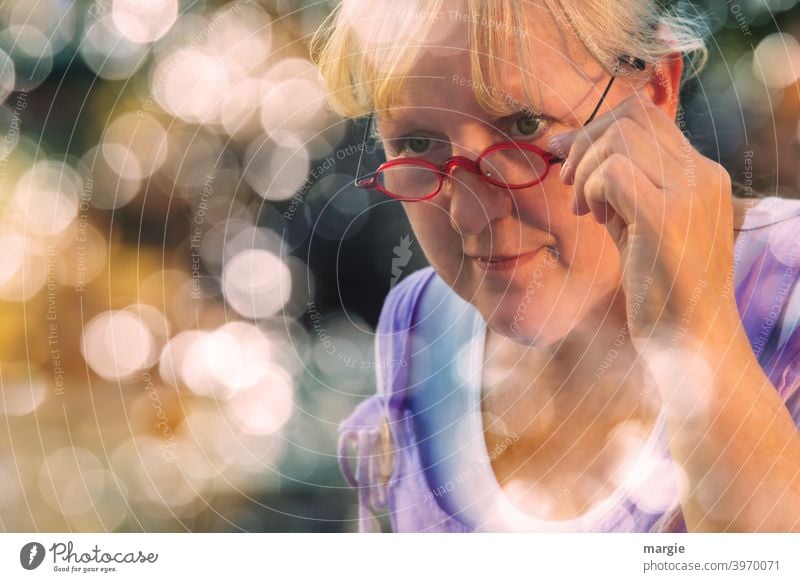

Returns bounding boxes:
[644,51,683,121]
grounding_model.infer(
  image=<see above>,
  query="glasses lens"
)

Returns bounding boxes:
[378,165,441,199]
[481,146,548,186]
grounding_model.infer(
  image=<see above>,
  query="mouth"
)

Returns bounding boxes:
[470,246,558,272]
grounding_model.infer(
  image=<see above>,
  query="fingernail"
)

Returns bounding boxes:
[548,137,567,157]
[559,162,573,185]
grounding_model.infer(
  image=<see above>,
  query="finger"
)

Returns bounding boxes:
[580,153,662,230]
[571,117,682,211]
[559,89,683,154]
[549,91,685,181]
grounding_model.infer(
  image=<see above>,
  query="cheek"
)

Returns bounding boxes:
[573,225,623,281]
[555,241,622,313]
[402,202,462,266]
[558,214,622,271]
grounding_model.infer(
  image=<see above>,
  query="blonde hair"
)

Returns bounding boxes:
[310,0,708,119]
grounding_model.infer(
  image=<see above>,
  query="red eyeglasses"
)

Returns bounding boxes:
[356,140,562,201]
[353,55,646,202]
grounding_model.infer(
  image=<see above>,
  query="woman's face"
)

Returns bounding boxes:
[375,8,640,348]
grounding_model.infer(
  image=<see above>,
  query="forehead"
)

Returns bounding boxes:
[376,1,600,122]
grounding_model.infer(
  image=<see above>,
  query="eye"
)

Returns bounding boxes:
[405,136,431,154]
[511,112,548,139]
[386,133,446,159]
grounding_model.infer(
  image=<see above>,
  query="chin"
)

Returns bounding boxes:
[479,296,571,348]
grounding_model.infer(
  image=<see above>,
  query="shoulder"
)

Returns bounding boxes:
[373,267,437,407]
[339,267,438,431]
[734,195,800,405]
[376,266,438,336]
[734,195,800,254]
[336,267,445,531]
[734,196,800,268]
[734,195,800,307]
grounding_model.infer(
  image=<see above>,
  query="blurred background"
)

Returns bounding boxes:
[0,0,798,532]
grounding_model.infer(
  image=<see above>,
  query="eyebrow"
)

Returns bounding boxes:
[375,106,547,136]
[375,107,438,129]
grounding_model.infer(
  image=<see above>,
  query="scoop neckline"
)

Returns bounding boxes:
[459,313,671,532]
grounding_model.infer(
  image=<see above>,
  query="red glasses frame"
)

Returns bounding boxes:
[353,55,647,202]
[355,141,561,201]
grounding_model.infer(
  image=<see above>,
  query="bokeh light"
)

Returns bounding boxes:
[81,310,156,381]
[14,161,82,236]
[753,32,800,88]
[222,248,292,319]
[112,0,179,44]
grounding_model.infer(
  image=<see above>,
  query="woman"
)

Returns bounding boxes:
[312,0,800,532]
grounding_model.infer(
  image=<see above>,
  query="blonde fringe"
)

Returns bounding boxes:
[309,0,709,119]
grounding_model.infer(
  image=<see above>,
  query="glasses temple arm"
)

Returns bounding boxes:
[583,75,616,126]
[546,75,615,166]
[582,55,646,125]
[353,113,374,187]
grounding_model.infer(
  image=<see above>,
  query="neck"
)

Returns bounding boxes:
[484,287,658,425]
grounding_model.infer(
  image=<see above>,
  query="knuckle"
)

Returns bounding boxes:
[627,95,650,117]
[607,123,625,144]
[606,152,629,168]
[610,119,644,152]
[620,116,643,137]
[583,169,603,198]
[616,116,638,132]
[632,100,659,127]
[584,154,625,197]
[587,139,608,164]
[622,95,640,113]
[598,136,618,162]
[602,153,632,182]
[641,97,658,110]
[573,154,592,186]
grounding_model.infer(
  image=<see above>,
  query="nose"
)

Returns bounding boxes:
[445,155,513,236]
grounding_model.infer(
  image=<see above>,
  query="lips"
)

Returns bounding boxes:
[470,247,554,272]
[475,253,531,262]
[473,247,544,271]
